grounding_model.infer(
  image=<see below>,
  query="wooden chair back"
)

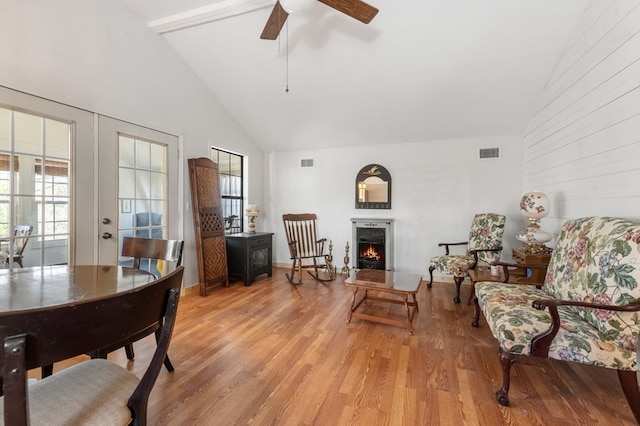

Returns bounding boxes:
[12,225,33,255]
[282,213,334,284]
[121,236,184,272]
[0,265,184,425]
[9,225,33,267]
[282,213,323,259]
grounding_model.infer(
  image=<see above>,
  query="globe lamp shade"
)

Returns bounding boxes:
[280,0,316,15]
[519,191,549,222]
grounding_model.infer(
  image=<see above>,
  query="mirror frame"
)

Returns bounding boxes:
[355,164,391,209]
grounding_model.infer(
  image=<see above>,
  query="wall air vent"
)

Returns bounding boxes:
[479,147,500,159]
[301,158,314,168]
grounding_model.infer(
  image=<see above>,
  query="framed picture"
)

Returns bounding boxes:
[121,199,131,213]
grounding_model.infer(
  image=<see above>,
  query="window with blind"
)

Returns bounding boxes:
[211,147,243,234]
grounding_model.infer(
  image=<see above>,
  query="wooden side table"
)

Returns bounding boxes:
[512,247,551,284]
[226,232,273,286]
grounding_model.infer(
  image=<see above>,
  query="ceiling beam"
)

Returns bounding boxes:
[149,0,275,34]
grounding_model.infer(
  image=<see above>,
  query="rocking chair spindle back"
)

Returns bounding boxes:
[282,214,335,285]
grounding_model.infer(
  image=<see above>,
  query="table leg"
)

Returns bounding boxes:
[347,288,357,323]
[347,288,368,323]
[402,294,413,334]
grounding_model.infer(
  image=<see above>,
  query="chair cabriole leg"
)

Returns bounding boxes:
[618,370,640,423]
[428,266,435,289]
[472,296,481,327]
[496,349,517,406]
[453,275,464,303]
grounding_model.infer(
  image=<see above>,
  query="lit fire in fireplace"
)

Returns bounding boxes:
[361,244,382,261]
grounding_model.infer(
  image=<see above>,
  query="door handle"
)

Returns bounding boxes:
[102,232,113,240]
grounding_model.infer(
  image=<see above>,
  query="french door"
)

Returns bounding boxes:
[0,88,180,267]
[97,117,180,267]
[0,86,94,266]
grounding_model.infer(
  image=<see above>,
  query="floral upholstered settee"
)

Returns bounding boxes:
[474,216,640,423]
[428,213,505,303]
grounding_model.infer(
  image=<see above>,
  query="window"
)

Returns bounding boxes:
[211,147,243,234]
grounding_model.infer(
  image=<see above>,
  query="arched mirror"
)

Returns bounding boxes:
[355,164,391,209]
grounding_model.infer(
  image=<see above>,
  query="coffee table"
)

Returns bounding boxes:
[344,269,423,334]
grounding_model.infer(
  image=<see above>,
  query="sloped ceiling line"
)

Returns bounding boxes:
[149,0,274,34]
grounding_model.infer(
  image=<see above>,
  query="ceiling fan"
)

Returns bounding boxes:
[260,0,379,40]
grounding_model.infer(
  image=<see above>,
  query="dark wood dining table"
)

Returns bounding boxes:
[0,264,155,313]
[0,264,157,393]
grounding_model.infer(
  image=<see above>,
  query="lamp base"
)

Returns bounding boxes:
[516,226,552,245]
[518,243,553,256]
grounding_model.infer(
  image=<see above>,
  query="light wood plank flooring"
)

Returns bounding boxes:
[46,268,636,425]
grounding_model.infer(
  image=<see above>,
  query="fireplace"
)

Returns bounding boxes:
[351,218,394,271]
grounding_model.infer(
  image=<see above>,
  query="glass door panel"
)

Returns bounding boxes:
[119,135,167,246]
[98,116,179,270]
[0,107,72,268]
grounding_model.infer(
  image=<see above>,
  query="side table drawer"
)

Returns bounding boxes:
[512,248,552,264]
[249,237,270,249]
[512,250,527,264]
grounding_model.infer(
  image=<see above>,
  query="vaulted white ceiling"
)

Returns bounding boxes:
[117,0,592,152]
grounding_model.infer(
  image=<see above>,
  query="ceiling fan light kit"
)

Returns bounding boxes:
[280,0,316,15]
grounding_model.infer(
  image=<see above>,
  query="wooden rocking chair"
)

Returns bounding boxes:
[282,213,335,284]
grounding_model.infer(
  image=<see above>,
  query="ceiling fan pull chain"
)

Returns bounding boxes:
[285,20,289,93]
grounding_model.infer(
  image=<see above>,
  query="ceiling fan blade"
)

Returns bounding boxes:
[318,0,379,24]
[260,1,289,40]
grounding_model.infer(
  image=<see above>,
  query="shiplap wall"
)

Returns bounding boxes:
[522,0,640,241]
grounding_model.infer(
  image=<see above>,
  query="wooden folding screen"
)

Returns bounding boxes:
[188,157,228,296]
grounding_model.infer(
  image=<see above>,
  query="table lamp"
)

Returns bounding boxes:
[516,191,552,254]
[246,205,259,233]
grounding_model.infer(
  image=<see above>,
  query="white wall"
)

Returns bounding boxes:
[523,0,640,239]
[265,135,524,277]
[0,0,265,287]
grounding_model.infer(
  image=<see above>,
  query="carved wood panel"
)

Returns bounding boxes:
[188,157,228,296]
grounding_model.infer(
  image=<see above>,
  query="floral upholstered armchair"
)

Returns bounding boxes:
[474,216,640,423]
[428,213,505,303]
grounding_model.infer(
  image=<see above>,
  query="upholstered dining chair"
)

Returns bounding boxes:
[428,213,505,303]
[0,266,184,426]
[120,236,184,371]
[40,237,184,379]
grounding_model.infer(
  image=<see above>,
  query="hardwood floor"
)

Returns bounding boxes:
[46,268,636,425]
